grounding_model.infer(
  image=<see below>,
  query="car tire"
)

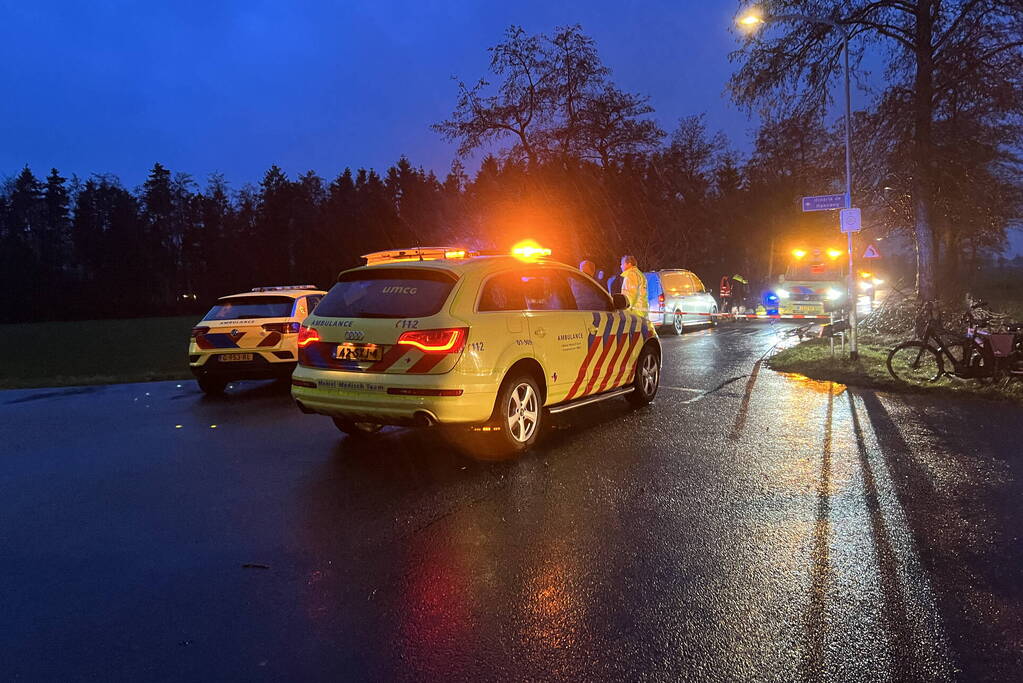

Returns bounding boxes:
[471,374,543,460]
[709,307,718,327]
[627,344,660,406]
[673,311,684,335]
[197,377,227,395]
[332,418,383,437]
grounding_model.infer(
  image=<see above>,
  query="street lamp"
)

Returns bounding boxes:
[738,8,859,359]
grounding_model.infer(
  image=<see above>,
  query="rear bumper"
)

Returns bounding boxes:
[290,365,496,426]
[190,352,296,380]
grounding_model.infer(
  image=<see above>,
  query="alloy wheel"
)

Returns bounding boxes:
[640,351,659,396]
[506,382,539,443]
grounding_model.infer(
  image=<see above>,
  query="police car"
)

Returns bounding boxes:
[291,244,661,457]
[189,285,327,394]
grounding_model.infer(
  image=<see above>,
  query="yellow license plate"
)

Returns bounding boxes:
[334,344,383,362]
[220,353,253,362]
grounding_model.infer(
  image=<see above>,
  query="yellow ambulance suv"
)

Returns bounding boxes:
[189,285,326,394]
[291,245,661,456]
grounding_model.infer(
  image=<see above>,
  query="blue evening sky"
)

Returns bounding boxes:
[2,1,1019,254]
[0,0,752,186]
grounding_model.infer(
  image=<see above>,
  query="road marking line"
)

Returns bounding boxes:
[660,386,704,393]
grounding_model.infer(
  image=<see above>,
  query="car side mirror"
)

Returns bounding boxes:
[612,293,629,310]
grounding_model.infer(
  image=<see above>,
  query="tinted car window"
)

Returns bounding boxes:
[521,270,573,311]
[203,296,294,320]
[315,268,456,318]
[565,272,611,311]
[479,272,527,311]
[479,269,573,312]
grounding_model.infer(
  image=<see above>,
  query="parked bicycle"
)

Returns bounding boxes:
[887,299,1023,384]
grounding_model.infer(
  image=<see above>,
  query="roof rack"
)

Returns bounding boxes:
[250,285,319,292]
[362,246,476,266]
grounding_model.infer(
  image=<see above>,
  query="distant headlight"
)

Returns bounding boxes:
[776,289,790,299]
[826,288,844,300]
[858,281,873,291]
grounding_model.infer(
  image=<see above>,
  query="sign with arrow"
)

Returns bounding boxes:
[863,244,881,259]
[802,194,846,212]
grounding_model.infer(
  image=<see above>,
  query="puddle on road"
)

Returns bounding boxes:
[774,371,847,396]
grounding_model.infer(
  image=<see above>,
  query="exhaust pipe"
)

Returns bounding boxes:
[413,411,438,428]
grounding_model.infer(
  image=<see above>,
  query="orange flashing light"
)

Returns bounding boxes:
[511,239,552,260]
[792,249,807,260]
[827,249,843,260]
[397,328,467,354]
[445,249,467,259]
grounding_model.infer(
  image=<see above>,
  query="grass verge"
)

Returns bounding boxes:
[768,331,1023,402]
[0,316,197,389]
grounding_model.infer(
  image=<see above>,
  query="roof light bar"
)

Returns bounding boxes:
[362,246,474,265]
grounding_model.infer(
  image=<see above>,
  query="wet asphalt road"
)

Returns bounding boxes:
[3,321,1023,682]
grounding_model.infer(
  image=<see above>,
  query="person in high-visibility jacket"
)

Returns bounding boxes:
[619,254,649,318]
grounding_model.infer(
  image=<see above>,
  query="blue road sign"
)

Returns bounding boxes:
[802,194,847,212]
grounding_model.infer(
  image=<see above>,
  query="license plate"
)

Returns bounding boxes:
[334,343,383,362]
[220,353,253,362]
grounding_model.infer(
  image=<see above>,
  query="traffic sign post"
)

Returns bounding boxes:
[840,208,861,233]
[802,194,846,212]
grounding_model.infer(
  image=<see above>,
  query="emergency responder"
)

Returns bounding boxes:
[619,254,648,318]
[579,260,597,279]
[719,276,733,312]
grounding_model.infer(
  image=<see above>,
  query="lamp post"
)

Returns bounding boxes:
[739,10,858,359]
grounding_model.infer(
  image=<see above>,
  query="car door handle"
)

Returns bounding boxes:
[534,327,546,337]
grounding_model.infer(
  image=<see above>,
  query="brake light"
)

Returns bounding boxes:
[262,322,301,334]
[397,328,467,354]
[191,326,209,338]
[658,293,665,311]
[297,325,320,348]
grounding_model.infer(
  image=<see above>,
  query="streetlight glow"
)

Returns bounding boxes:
[739,14,763,27]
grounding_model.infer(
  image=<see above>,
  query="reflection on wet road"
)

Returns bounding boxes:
[2,321,1022,680]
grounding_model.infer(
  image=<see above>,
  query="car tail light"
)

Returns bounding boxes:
[397,328,468,354]
[262,322,301,334]
[297,325,320,348]
[191,326,209,338]
[658,293,665,311]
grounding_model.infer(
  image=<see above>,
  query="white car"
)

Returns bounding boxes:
[189,286,326,394]
[645,270,719,334]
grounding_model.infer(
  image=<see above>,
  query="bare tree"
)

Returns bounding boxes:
[433,26,551,167]
[434,25,662,168]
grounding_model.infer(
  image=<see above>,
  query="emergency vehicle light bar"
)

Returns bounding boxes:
[362,246,475,266]
[251,285,319,292]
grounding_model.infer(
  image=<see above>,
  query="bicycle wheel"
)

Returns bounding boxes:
[887,341,944,383]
